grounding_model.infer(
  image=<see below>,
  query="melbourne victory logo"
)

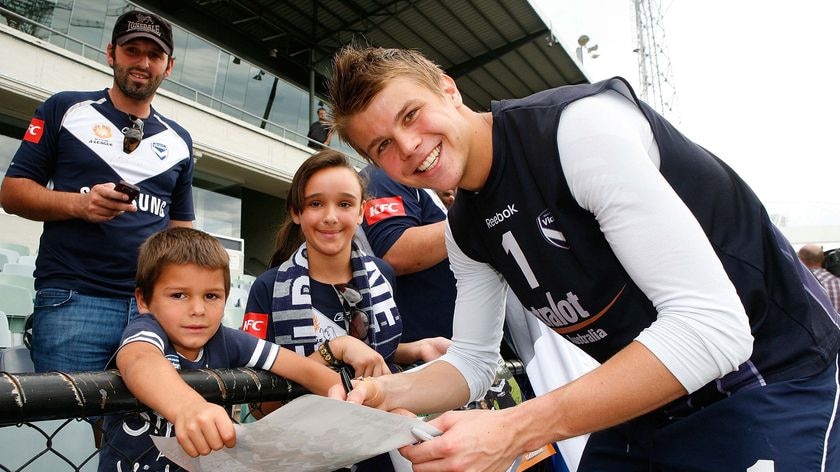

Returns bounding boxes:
[536,209,568,249]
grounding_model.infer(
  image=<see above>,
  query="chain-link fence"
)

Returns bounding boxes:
[1,360,527,472]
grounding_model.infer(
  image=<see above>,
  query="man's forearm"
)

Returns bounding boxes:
[383,221,448,275]
[382,360,471,414]
[0,176,84,221]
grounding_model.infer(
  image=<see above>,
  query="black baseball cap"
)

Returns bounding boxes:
[112,10,173,56]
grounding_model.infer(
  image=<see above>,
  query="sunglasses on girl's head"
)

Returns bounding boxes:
[123,115,144,153]
[335,283,369,339]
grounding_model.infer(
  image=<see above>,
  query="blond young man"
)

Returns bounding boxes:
[325,46,840,471]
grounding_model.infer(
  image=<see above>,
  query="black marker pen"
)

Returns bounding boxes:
[340,365,354,395]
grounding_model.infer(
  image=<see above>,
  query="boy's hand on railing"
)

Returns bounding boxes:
[173,400,236,457]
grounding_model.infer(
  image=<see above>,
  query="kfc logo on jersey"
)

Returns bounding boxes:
[364,197,406,225]
[242,312,269,338]
[23,118,45,144]
[536,209,569,249]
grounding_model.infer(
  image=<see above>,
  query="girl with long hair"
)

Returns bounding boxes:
[243,150,449,470]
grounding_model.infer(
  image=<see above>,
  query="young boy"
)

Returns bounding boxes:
[98,227,339,471]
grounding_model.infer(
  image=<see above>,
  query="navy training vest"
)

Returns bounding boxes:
[449,77,840,391]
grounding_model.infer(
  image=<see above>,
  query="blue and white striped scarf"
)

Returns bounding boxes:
[270,242,402,362]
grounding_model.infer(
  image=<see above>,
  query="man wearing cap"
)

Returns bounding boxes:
[0,10,194,374]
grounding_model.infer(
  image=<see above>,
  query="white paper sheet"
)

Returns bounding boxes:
[151,394,441,472]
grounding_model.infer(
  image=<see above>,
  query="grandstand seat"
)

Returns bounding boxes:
[0,345,33,372]
[0,283,33,316]
[236,274,257,291]
[223,306,246,330]
[226,286,249,309]
[18,254,37,266]
[0,242,31,257]
[0,311,11,348]
[222,286,249,330]
[0,251,14,268]
[0,283,33,346]
[0,273,35,299]
[2,262,35,277]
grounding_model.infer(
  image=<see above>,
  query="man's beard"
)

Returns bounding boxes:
[112,60,165,101]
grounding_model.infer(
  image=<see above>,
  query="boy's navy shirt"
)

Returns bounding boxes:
[98,314,277,472]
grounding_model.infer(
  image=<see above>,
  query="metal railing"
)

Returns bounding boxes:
[0,360,526,471]
[0,368,306,425]
[0,368,308,472]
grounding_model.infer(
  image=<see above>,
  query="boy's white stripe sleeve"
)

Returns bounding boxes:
[121,330,165,353]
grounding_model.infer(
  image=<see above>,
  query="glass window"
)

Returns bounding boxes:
[242,66,274,125]
[102,1,125,50]
[167,24,189,80]
[192,187,241,239]
[67,0,106,50]
[221,57,249,111]
[47,3,71,49]
[176,34,220,98]
[268,80,309,135]
[210,51,231,111]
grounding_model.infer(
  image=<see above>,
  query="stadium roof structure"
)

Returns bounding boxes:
[133,0,588,111]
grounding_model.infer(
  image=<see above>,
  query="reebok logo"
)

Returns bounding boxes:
[364,197,406,225]
[485,204,518,228]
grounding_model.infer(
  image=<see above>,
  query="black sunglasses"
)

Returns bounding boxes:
[123,114,144,153]
[335,283,369,340]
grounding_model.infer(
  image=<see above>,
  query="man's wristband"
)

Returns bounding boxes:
[318,340,342,367]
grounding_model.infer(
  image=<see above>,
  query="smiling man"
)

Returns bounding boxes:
[0,9,194,375]
[326,46,840,471]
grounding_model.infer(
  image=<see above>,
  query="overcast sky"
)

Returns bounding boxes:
[531,0,840,227]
